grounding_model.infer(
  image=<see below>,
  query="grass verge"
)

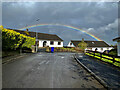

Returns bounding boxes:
[85,53,120,67]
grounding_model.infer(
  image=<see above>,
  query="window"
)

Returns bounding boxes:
[58,42,61,45]
[70,42,72,45]
[43,41,47,47]
[50,41,54,45]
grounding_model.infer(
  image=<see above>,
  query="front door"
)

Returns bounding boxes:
[43,41,47,47]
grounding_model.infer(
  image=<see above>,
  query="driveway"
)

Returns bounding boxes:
[3,53,103,88]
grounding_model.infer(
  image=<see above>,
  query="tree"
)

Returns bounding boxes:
[78,38,87,53]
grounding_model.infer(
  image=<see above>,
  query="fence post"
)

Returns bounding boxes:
[113,56,115,63]
[88,50,89,53]
[100,53,102,59]
[94,51,95,56]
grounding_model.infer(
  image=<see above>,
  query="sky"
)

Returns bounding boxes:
[2,2,119,45]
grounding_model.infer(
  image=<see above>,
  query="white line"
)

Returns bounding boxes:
[46,61,49,64]
[38,54,43,56]
[39,60,46,65]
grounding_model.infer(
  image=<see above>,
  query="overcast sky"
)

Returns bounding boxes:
[2,2,119,45]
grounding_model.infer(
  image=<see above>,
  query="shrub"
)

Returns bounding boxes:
[109,49,117,56]
[1,25,36,51]
[22,47,32,53]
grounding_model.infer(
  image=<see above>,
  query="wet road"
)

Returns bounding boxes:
[3,53,103,88]
[76,53,120,88]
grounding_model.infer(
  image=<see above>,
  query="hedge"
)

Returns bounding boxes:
[0,25,36,50]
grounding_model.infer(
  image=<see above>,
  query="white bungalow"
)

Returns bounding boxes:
[36,33,63,47]
[13,29,63,47]
[67,40,113,52]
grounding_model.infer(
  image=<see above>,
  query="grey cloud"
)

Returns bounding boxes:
[2,2,118,45]
[85,19,118,44]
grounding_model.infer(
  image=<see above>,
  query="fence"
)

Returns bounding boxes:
[86,50,120,67]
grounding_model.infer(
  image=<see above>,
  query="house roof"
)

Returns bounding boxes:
[8,29,63,41]
[113,37,120,41]
[37,33,63,41]
[71,40,111,47]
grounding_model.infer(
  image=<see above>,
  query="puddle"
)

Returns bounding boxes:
[78,71,84,74]
[83,77,89,81]
[72,76,76,79]
[81,84,85,88]
[79,56,83,58]
[61,57,64,59]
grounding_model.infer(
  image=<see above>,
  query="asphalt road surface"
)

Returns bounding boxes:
[3,53,103,88]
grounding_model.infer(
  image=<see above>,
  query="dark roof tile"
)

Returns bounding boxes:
[71,40,110,47]
[9,29,63,41]
[113,37,120,41]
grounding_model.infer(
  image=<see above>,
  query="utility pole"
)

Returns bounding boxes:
[35,19,40,53]
[36,31,38,52]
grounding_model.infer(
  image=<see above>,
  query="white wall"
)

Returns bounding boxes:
[67,41,113,52]
[85,47,113,52]
[67,42,75,47]
[118,41,120,56]
[38,40,63,47]
[39,40,43,47]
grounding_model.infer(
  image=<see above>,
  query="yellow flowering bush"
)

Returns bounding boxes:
[1,25,35,50]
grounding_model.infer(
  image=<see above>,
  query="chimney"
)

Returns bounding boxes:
[26,28,28,32]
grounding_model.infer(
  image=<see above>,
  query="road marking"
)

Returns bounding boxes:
[46,61,49,64]
[38,55,42,56]
[39,60,46,65]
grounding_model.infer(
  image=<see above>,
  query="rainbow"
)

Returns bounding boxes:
[19,24,102,41]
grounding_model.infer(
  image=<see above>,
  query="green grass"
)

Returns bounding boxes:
[102,55,113,59]
[85,52,120,67]
[115,58,120,62]
[101,58,113,63]
[114,62,120,67]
